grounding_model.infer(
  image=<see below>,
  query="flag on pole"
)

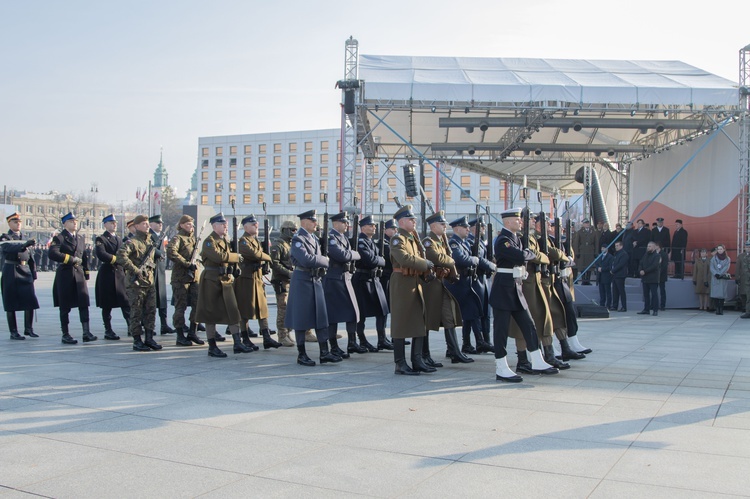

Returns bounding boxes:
[136,188,140,200]
[141,189,147,202]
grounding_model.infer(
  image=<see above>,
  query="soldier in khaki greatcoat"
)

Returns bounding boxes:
[389,205,433,375]
[236,214,281,350]
[166,215,203,347]
[572,218,599,284]
[194,213,246,358]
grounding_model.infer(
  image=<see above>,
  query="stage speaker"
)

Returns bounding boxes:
[576,304,610,318]
[344,90,355,114]
[402,164,419,197]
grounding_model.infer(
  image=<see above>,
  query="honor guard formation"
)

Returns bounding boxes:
[26,201,728,384]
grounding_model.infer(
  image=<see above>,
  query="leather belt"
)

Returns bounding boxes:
[392,267,419,276]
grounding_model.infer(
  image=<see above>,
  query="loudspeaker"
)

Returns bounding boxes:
[344,90,355,114]
[402,164,419,197]
[576,304,610,318]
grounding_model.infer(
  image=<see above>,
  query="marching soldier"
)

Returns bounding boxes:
[489,208,557,382]
[94,214,130,340]
[323,211,361,358]
[422,213,471,369]
[467,219,496,353]
[351,215,388,352]
[269,220,300,346]
[116,215,162,351]
[148,215,175,335]
[49,212,97,345]
[194,213,246,357]
[123,219,136,242]
[389,205,433,375]
[1,212,39,340]
[285,209,341,366]
[446,217,494,355]
[166,215,204,347]
[236,214,281,351]
[572,218,599,284]
[378,218,398,348]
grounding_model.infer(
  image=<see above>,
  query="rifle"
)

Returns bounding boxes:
[538,208,549,277]
[348,196,359,273]
[564,201,572,257]
[521,185,530,250]
[320,193,329,257]
[485,202,494,266]
[552,198,561,276]
[262,202,271,275]
[393,196,434,282]
[133,228,169,287]
[186,219,207,281]
[377,203,385,277]
[229,198,240,278]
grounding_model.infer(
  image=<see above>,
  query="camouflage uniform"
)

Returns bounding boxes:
[116,230,159,349]
[167,228,200,342]
[271,221,310,344]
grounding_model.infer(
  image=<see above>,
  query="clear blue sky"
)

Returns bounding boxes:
[1,0,746,207]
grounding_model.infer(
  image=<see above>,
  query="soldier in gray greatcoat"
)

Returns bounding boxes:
[148,215,174,335]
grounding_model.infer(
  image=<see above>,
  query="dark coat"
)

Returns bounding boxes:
[194,232,242,325]
[352,233,388,318]
[659,250,669,282]
[323,228,360,324]
[94,231,128,309]
[611,249,629,279]
[639,250,661,284]
[622,229,635,256]
[652,226,671,250]
[633,227,651,260]
[596,252,614,284]
[379,234,393,305]
[0,231,39,312]
[49,229,90,309]
[285,227,329,330]
[489,228,536,312]
[149,229,168,308]
[671,227,688,263]
[470,234,495,316]
[445,234,482,320]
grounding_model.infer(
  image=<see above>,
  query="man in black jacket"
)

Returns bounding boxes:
[611,241,629,311]
[656,241,669,310]
[671,219,688,279]
[637,242,661,316]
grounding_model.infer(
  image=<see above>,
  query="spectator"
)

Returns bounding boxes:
[611,240,629,311]
[671,219,688,279]
[637,241,661,316]
[596,244,613,309]
[693,248,711,310]
[656,241,668,310]
[709,244,731,315]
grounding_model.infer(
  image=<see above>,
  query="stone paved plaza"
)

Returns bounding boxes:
[1,273,750,498]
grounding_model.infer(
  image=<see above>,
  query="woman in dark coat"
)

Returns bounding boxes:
[1,213,39,340]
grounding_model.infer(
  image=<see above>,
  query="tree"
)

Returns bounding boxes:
[159,186,182,231]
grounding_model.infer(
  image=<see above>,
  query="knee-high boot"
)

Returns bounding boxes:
[24,310,38,337]
[422,332,442,368]
[461,321,477,354]
[411,336,436,373]
[7,312,23,340]
[444,327,474,363]
[394,338,418,375]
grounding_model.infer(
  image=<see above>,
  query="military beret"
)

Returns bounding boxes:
[126,218,135,228]
[298,209,317,221]
[5,212,21,223]
[61,212,76,223]
[394,205,416,220]
[241,215,258,225]
[209,212,227,224]
[427,211,447,224]
[178,215,194,225]
[359,215,375,226]
[149,215,163,224]
[330,211,350,223]
[385,219,397,229]
[501,208,522,219]
[132,215,149,225]
[449,215,469,227]
[102,213,116,224]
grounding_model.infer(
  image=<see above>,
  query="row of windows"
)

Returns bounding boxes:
[201,167,334,181]
[13,218,104,229]
[17,206,106,217]
[201,179,335,193]
[201,192,341,206]
[201,140,339,158]
[202,154,336,168]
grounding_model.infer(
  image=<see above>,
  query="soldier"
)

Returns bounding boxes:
[572,218,598,284]
[378,218,398,349]
[489,208,557,382]
[446,216,492,356]
[468,218,496,352]
[270,220,303,346]
[166,215,204,347]
[236,214,280,351]
[351,215,388,352]
[671,219,688,279]
[94,214,130,340]
[123,219,136,242]
[389,205,434,375]
[49,212,96,345]
[323,211,361,357]
[285,209,341,366]
[1,212,39,340]
[736,241,750,318]
[194,213,250,357]
[116,215,162,351]
[148,215,175,335]
[422,213,474,367]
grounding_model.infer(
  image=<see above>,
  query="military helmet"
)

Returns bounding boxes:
[281,220,298,230]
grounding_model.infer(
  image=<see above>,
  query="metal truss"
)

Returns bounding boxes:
[738,44,750,248]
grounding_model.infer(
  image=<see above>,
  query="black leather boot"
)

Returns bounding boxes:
[175,327,192,346]
[422,332,442,368]
[132,334,150,352]
[241,330,259,351]
[297,343,315,366]
[207,338,227,358]
[560,338,585,360]
[515,350,534,374]
[376,328,394,351]
[7,313,23,340]
[319,342,343,364]
[233,333,253,353]
[543,344,569,370]
[394,338,418,375]
[411,337,436,373]
[61,322,77,344]
[445,327,474,363]
[247,326,258,337]
[23,311,38,337]
[461,323,477,354]
[102,312,118,340]
[328,326,349,359]
[214,329,226,342]
[160,315,175,335]
[81,322,98,342]
[186,322,205,345]
[474,320,494,354]
[144,330,162,350]
[347,327,367,354]
[262,328,282,349]
[356,324,378,352]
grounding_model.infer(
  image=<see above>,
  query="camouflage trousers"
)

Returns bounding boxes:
[172,282,198,330]
[275,290,290,339]
[126,284,156,336]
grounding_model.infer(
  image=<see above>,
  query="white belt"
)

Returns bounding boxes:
[560,267,572,278]
[496,266,528,279]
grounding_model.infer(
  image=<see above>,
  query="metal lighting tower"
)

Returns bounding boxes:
[338,36,359,214]
[739,44,750,249]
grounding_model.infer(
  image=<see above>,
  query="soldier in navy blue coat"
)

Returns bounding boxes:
[467,218,496,352]
[379,218,399,346]
[1,212,39,340]
[285,210,341,366]
[489,208,558,382]
[49,212,97,345]
[352,215,389,352]
[445,217,493,355]
[323,212,361,357]
[94,214,130,340]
